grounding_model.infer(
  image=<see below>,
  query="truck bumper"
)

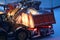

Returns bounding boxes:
[40,28,54,36]
[30,28,54,38]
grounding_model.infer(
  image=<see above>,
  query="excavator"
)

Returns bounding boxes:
[0,0,56,40]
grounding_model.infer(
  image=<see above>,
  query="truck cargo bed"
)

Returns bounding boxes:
[33,13,56,26]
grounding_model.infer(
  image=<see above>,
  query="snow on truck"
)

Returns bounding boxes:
[0,0,56,40]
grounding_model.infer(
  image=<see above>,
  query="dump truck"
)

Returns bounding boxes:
[0,0,56,40]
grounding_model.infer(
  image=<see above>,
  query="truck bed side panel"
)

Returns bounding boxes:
[33,13,56,26]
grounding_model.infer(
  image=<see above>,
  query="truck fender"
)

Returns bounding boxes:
[15,27,22,31]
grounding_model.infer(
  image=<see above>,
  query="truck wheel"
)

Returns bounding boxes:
[40,31,47,37]
[16,29,28,40]
[41,32,46,37]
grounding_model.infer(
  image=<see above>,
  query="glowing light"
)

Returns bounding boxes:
[10,8,19,16]
[34,28,37,31]
[16,13,34,28]
[28,8,39,15]
[0,12,4,14]
[7,8,35,28]
[16,15,22,24]
[49,26,51,28]
[21,13,29,27]
[28,13,34,28]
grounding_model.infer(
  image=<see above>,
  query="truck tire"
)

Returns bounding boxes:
[16,29,28,40]
[40,29,47,37]
[40,31,46,37]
